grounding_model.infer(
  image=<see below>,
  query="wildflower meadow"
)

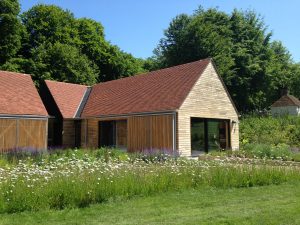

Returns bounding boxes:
[0,149,300,214]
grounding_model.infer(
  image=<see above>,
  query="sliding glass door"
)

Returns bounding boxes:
[191,118,230,152]
[191,118,205,151]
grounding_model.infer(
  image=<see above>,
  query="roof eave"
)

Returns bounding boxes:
[81,110,178,119]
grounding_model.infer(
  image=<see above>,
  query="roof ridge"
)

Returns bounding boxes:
[287,94,300,106]
[272,94,300,107]
[0,70,31,76]
[45,79,89,87]
[82,58,212,117]
[92,58,211,88]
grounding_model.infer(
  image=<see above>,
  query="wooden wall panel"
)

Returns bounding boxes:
[127,116,150,152]
[0,118,47,152]
[86,119,98,148]
[151,115,173,151]
[0,119,17,152]
[116,120,127,148]
[18,119,47,150]
[127,114,173,152]
[62,120,75,148]
[81,119,87,148]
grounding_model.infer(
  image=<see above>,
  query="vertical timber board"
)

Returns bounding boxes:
[127,116,150,152]
[86,119,98,148]
[116,120,127,147]
[0,118,17,152]
[150,114,173,151]
[81,119,87,148]
[127,114,173,152]
[62,120,75,148]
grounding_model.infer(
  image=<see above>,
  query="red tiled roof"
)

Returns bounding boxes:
[0,71,48,117]
[82,59,211,117]
[271,94,300,107]
[45,80,88,118]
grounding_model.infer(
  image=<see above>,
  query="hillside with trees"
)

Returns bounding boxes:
[1,1,300,112]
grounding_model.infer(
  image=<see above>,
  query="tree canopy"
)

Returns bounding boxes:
[154,7,300,112]
[1,1,300,112]
[0,2,146,85]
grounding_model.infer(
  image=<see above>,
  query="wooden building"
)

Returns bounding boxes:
[41,58,239,156]
[40,80,90,148]
[0,71,48,152]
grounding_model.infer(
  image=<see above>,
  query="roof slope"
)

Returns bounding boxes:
[82,59,211,117]
[271,94,300,107]
[0,71,48,117]
[45,80,88,118]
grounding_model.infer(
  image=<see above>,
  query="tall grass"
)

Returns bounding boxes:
[0,150,299,214]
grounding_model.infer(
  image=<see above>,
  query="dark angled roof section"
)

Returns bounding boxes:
[44,80,88,118]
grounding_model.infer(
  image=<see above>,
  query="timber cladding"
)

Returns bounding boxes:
[62,120,75,148]
[84,114,174,152]
[0,118,47,152]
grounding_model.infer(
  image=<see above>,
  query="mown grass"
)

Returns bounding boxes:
[1,148,300,214]
[1,181,300,225]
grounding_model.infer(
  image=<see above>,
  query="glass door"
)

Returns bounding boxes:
[191,118,205,151]
[191,118,230,152]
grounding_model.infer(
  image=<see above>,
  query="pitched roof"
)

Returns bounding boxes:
[0,71,48,117]
[45,80,88,118]
[271,94,300,107]
[82,58,211,117]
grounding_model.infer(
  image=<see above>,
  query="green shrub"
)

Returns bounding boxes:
[240,115,300,147]
[241,143,292,160]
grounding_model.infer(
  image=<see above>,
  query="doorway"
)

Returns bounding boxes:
[98,120,128,148]
[99,121,116,147]
[191,118,230,152]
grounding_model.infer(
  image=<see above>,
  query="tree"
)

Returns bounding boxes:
[21,4,77,50]
[0,0,23,64]
[31,42,98,85]
[155,7,295,112]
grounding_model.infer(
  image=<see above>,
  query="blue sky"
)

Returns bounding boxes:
[20,0,300,62]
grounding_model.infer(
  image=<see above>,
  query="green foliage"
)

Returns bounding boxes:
[155,6,299,112]
[240,115,300,147]
[0,0,23,64]
[0,2,146,86]
[242,143,292,160]
[31,42,98,85]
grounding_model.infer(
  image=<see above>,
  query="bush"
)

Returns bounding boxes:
[242,143,292,160]
[240,115,300,147]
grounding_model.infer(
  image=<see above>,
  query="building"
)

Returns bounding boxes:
[271,93,300,116]
[41,58,239,156]
[39,80,90,148]
[0,71,48,152]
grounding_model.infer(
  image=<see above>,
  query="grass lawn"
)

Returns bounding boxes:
[1,181,300,225]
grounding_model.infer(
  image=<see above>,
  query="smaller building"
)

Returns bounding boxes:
[0,71,48,152]
[271,93,300,116]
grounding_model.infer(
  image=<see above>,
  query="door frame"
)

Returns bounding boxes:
[191,117,231,153]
